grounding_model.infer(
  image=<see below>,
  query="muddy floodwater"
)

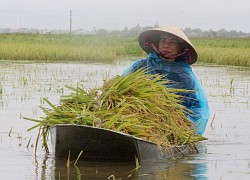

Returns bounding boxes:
[0,60,250,180]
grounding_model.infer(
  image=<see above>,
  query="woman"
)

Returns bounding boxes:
[122,26,210,135]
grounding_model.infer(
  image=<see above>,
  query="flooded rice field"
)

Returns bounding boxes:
[0,60,250,180]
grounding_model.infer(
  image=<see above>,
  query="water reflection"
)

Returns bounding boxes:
[1,61,250,179]
[54,161,136,179]
[36,142,208,179]
[39,156,207,180]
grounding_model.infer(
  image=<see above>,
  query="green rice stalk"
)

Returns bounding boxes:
[25,68,206,153]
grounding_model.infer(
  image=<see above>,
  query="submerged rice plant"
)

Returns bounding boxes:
[25,69,205,152]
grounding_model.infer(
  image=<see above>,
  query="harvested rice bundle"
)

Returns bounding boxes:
[96,69,205,146]
[25,69,206,150]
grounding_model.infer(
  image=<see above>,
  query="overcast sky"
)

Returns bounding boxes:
[1,0,250,32]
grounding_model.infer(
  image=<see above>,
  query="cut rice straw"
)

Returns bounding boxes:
[24,68,206,153]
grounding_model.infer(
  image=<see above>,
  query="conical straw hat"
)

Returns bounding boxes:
[138,26,198,64]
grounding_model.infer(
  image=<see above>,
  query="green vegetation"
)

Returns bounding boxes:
[0,34,142,63]
[1,34,250,66]
[25,69,205,151]
[193,38,250,66]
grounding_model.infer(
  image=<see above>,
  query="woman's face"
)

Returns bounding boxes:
[158,34,183,61]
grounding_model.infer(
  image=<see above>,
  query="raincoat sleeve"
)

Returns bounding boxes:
[166,69,210,135]
[184,73,210,135]
[122,58,210,135]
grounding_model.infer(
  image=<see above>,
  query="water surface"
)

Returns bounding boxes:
[0,60,250,179]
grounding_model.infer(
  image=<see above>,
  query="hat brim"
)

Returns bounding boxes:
[138,27,198,64]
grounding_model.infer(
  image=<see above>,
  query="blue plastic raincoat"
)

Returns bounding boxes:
[122,52,210,135]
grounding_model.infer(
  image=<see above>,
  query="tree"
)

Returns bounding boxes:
[127,23,141,36]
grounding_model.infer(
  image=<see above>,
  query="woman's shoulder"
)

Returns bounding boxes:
[122,58,147,75]
[130,58,148,68]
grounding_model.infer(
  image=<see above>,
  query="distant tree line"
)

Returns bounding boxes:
[1,23,249,38]
[183,27,249,38]
[94,24,250,38]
